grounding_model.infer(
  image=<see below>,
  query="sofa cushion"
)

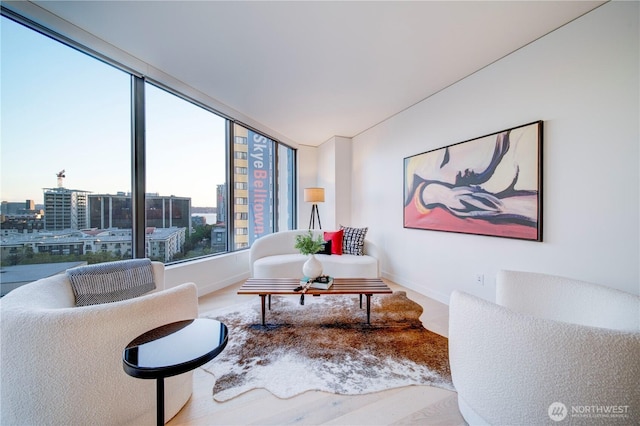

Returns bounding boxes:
[340,226,368,256]
[67,258,156,306]
[317,253,378,278]
[253,254,307,278]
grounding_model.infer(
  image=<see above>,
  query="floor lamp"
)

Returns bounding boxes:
[304,187,324,229]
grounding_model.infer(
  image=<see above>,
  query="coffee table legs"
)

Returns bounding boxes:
[260,295,267,326]
[259,293,374,326]
[156,377,164,426]
[258,294,274,325]
[360,294,373,324]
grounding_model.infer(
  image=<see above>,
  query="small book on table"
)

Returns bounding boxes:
[300,275,334,290]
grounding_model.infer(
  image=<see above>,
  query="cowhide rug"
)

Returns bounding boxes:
[201,291,452,401]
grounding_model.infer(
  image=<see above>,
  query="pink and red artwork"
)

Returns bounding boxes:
[404,121,543,241]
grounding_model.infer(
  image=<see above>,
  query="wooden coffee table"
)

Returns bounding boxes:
[238,277,392,325]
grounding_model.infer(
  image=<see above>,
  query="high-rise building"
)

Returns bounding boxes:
[88,192,132,229]
[146,193,191,230]
[1,200,37,216]
[234,130,249,249]
[233,125,275,249]
[87,192,191,231]
[43,188,89,231]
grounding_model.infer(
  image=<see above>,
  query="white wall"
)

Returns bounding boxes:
[297,145,319,228]
[316,136,353,230]
[334,137,353,228]
[351,1,639,303]
[318,139,337,229]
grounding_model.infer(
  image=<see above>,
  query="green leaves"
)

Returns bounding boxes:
[294,231,325,255]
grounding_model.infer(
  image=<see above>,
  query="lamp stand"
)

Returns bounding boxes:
[308,204,322,229]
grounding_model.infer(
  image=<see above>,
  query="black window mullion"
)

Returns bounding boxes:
[272,141,279,232]
[131,76,146,259]
[226,120,235,251]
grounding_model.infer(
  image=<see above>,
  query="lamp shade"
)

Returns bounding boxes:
[304,187,325,203]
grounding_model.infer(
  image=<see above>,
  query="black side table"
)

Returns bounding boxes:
[123,318,228,426]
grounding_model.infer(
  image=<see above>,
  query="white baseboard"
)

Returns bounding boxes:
[381,270,450,306]
[197,272,250,297]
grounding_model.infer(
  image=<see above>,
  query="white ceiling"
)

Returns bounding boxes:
[30,0,604,146]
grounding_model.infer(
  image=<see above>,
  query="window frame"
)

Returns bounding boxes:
[1,7,298,265]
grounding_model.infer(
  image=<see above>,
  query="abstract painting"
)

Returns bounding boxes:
[404,121,543,241]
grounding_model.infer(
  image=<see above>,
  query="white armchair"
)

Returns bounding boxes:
[449,270,640,425]
[0,261,199,426]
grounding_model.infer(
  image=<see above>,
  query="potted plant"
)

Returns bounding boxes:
[294,230,325,255]
[294,230,325,279]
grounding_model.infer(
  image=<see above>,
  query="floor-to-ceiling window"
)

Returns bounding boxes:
[277,143,296,231]
[233,123,296,250]
[145,83,228,262]
[0,15,131,296]
[0,11,297,295]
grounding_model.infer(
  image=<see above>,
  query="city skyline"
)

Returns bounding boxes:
[1,16,226,208]
[1,186,221,210]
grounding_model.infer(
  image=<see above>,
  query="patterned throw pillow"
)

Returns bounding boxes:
[340,226,368,256]
[67,258,156,307]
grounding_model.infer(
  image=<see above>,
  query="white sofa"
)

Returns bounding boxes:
[250,229,379,278]
[449,270,640,426]
[0,261,199,426]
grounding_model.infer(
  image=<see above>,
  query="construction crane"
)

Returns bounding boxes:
[56,169,66,188]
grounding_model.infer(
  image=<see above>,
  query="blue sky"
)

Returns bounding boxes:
[1,16,226,207]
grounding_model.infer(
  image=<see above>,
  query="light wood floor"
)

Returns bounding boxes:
[167,279,467,426]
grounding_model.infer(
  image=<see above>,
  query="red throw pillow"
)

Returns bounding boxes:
[324,230,343,255]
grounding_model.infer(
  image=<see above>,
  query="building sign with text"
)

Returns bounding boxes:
[247,130,274,244]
